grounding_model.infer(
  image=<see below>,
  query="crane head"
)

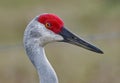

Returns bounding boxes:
[31,13,103,54]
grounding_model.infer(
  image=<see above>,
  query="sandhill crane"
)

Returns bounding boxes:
[23,13,103,83]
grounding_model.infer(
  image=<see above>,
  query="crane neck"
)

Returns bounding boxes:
[24,43,58,83]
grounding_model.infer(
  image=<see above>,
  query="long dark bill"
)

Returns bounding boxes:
[59,27,103,54]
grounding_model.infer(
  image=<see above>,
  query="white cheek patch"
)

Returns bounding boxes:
[40,30,63,46]
[53,34,63,41]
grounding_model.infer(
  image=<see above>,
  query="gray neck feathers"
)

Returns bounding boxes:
[23,17,58,83]
[24,43,58,83]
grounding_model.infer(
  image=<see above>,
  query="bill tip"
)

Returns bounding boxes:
[97,50,104,54]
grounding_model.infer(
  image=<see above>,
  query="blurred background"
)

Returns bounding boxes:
[0,0,120,83]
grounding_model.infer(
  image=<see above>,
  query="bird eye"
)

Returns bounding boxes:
[45,23,51,28]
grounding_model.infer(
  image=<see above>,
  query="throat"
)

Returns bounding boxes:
[25,44,58,83]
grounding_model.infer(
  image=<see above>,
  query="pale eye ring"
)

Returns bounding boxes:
[45,23,51,28]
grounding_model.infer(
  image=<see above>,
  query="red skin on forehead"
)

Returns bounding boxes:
[37,13,64,34]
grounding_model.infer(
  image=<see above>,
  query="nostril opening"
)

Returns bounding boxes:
[72,36,77,40]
